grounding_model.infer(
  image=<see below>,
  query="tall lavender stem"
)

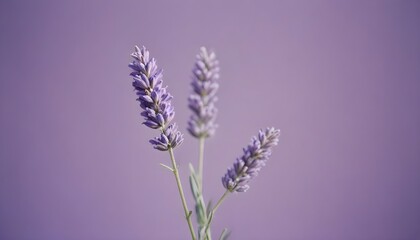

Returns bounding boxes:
[186,47,219,240]
[129,46,196,240]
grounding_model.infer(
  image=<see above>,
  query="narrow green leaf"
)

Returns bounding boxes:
[189,163,196,175]
[159,163,173,172]
[206,200,213,216]
[219,228,230,240]
[189,175,199,198]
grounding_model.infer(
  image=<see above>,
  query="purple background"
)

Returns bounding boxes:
[1,1,420,239]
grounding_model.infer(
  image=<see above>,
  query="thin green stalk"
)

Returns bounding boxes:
[168,147,197,240]
[212,189,230,214]
[198,137,205,188]
[204,190,230,239]
[197,137,212,239]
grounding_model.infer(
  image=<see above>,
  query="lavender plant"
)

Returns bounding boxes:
[129,46,196,240]
[187,47,220,240]
[128,45,281,240]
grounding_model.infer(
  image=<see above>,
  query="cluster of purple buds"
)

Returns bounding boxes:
[149,123,183,151]
[129,46,183,151]
[187,47,220,138]
[222,127,280,192]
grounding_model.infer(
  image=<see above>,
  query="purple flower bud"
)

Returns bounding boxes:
[149,123,184,151]
[129,45,183,150]
[187,47,220,138]
[222,128,280,192]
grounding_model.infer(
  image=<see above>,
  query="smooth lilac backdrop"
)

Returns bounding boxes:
[1,1,420,239]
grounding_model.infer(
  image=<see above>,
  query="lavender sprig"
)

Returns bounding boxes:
[129,46,183,150]
[128,46,196,240]
[200,128,280,240]
[187,47,220,138]
[222,127,281,192]
[187,47,220,239]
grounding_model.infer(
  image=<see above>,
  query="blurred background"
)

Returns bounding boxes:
[1,1,420,239]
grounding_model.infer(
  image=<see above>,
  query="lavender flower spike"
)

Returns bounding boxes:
[188,47,220,138]
[222,127,280,192]
[129,46,183,150]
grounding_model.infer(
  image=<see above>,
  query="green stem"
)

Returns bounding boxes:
[212,190,230,214]
[204,190,230,239]
[197,137,211,239]
[198,137,205,188]
[168,147,197,240]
